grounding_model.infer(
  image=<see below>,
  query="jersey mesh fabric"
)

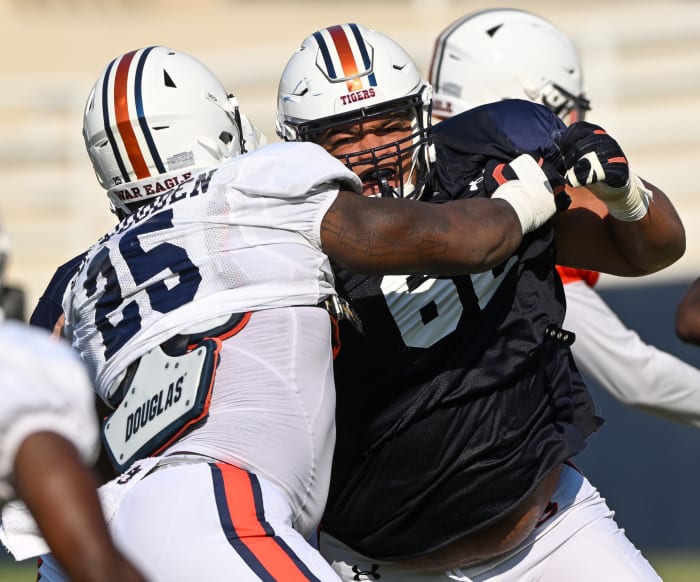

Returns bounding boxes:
[322,102,603,559]
[63,142,357,399]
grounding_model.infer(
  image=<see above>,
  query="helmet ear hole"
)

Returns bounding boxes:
[219,131,233,145]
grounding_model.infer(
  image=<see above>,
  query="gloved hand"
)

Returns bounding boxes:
[556,121,652,221]
[484,153,570,235]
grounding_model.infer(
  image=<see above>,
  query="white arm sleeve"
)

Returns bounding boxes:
[0,322,99,503]
[563,281,700,428]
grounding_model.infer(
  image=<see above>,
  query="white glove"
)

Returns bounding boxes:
[489,154,566,234]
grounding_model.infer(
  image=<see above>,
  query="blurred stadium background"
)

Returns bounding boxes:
[0,0,699,578]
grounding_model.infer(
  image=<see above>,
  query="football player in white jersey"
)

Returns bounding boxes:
[11,45,567,582]
[0,321,145,582]
[429,8,700,428]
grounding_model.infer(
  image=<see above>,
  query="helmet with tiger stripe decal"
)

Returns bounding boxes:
[83,46,249,218]
[275,23,434,200]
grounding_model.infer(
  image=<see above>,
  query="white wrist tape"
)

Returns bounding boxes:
[491,154,557,235]
[589,173,653,222]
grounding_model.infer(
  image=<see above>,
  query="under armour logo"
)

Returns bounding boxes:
[351,563,381,580]
[468,176,483,192]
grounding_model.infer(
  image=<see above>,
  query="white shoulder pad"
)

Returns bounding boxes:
[217,141,362,199]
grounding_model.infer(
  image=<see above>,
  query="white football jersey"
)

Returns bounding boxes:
[0,321,99,504]
[64,141,360,402]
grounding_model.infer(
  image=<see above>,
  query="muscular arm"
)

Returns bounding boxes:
[553,179,685,276]
[676,276,700,344]
[13,432,145,582]
[321,190,523,275]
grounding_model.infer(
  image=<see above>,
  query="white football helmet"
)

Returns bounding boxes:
[430,9,590,123]
[83,46,250,218]
[276,23,434,199]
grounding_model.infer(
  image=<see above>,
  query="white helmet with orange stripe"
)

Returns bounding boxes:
[429,9,590,125]
[83,46,253,218]
[276,23,434,199]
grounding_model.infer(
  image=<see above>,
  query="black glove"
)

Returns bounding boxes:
[556,121,629,190]
[555,121,653,221]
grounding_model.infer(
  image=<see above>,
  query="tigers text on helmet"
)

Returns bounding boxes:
[276,23,434,200]
[83,46,247,218]
[429,9,590,123]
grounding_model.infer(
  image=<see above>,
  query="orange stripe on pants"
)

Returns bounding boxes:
[214,463,319,581]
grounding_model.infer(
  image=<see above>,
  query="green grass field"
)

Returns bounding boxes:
[647,553,700,582]
[0,554,698,581]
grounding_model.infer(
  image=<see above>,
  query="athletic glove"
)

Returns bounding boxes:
[484,153,570,235]
[556,121,653,221]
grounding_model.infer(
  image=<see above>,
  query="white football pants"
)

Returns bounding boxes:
[319,464,661,581]
[38,460,341,581]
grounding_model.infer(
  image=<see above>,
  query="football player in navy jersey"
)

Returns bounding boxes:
[275,23,684,581]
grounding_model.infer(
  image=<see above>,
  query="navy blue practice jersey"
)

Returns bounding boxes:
[29,252,86,332]
[324,100,602,560]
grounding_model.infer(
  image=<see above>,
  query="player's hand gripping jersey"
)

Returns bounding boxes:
[325,100,603,559]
